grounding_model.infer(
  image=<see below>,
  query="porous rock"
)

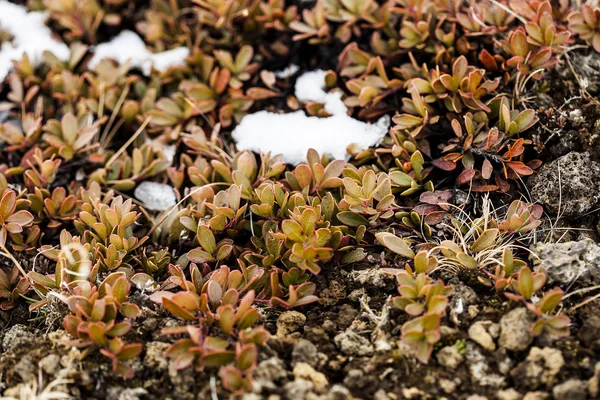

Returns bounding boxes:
[436,345,464,370]
[530,239,600,285]
[469,321,497,351]
[1,324,38,352]
[466,343,505,388]
[499,308,534,351]
[292,339,319,367]
[143,341,170,371]
[40,354,61,375]
[449,284,479,326]
[552,379,586,400]
[293,362,329,391]
[253,357,288,391]
[511,347,564,391]
[277,310,306,336]
[522,392,549,400]
[528,152,600,216]
[334,331,374,356]
[589,362,600,398]
[495,388,522,400]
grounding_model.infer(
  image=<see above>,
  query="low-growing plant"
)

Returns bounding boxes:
[0,0,590,391]
[378,234,453,363]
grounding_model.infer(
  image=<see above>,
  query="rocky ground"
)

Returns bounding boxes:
[2,141,600,399]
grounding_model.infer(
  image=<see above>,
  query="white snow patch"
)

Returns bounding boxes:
[232,69,390,165]
[134,181,177,211]
[88,30,189,76]
[0,1,69,81]
[274,64,299,79]
[160,144,177,164]
[145,138,176,164]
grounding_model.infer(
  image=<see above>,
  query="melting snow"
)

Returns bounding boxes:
[0,1,70,81]
[232,69,390,165]
[134,181,177,211]
[274,64,299,79]
[88,30,189,75]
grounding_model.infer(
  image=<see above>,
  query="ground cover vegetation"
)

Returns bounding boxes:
[1,0,600,399]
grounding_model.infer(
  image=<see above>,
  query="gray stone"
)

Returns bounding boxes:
[40,354,61,375]
[511,347,564,391]
[530,239,600,285]
[469,321,496,351]
[108,388,148,400]
[528,152,600,216]
[437,345,464,370]
[283,378,314,400]
[293,362,328,391]
[578,315,600,347]
[253,357,287,391]
[14,355,36,383]
[466,343,505,388]
[440,378,458,394]
[449,284,479,326]
[499,308,534,351]
[292,339,319,367]
[496,388,522,400]
[277,311,306,336]
[334,331,374,356]
[348,267,390,289]
[2,324,38,352]
[522,392,549,400]
[552,379,586,400]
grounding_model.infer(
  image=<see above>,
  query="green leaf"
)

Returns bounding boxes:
[116,343,143,361]
[237,344,257,372]
[538,289,563,314]
[457,252,477,269]
[163,297,197,320]
[518,267,534,299]
[197,226,216,254]
[471,229,499,253]
[220,366,244,392]
[337,211,369,227]
[375,232,415,259]
[390,170,414,187]
[187,248,215,263]
[201,350,236,367]
[282,220,304,242]
[340,248,367,264]
[411,151,425,181]
[88,323,107,346]
[27,271,59,289]
[218,305,235,335]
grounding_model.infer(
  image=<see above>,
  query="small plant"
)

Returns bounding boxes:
[569,4,600,52]
[378,234,453,363]
[43,112,102,160]
[0,188,34,247]
[502,266,570,339]
[150,265,269,392]
[0,265,30,310]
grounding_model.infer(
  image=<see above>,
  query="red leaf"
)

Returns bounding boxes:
[471,185,500,192]
[507,161,534,176]
[432,158,457,171]
[481,159,493,180]
[457,168,476,184]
